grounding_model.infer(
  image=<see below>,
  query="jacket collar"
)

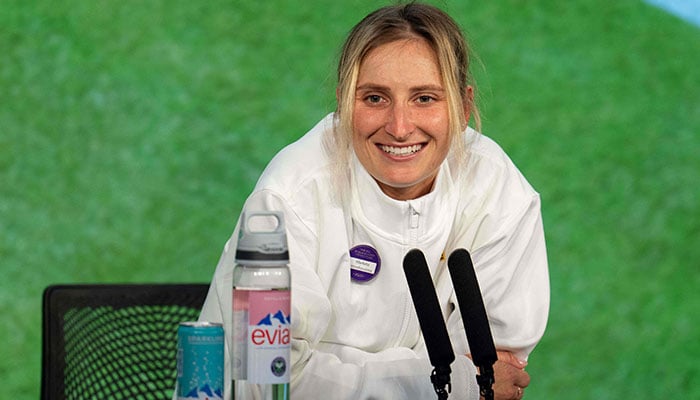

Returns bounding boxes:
[349,154,457,243]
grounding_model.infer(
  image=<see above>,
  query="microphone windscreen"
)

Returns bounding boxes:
[447,248,497,367]
[403,249,455,369]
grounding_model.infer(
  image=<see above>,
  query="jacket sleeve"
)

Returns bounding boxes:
[198,189,482,400]
[448,191,550,361]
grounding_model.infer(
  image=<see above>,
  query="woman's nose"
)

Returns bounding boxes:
[385,104,415,140]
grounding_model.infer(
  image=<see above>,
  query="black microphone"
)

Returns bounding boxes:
[447,248,497,400]
[403,249,455,400]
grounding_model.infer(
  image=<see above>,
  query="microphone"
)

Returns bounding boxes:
[403,249,455,400]
[447,248,497,400]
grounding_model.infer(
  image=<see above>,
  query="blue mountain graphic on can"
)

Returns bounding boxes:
[184,383,223,399]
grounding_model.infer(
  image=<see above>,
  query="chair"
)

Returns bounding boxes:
[42,283,210,400]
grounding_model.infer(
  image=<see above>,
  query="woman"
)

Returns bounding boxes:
[200,3,549,399]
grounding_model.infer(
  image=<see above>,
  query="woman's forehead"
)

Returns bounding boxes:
[357,39,442,87]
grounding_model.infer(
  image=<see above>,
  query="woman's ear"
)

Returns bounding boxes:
[464,85,474,119]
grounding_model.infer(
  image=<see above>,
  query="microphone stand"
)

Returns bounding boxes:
[403,249,455,400]
[476,364,495,400]
[446,248,498,400]
[430,365,452,400]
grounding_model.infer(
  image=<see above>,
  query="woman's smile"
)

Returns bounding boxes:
[379,143,424,157]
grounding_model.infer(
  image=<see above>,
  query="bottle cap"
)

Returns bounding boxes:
[235,211,289,265]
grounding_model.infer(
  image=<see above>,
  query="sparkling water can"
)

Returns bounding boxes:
[177,321,224,400]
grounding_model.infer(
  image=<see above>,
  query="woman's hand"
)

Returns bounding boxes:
[471,351,530,400]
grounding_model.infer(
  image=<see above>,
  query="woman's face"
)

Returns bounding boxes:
[352,38,452,200]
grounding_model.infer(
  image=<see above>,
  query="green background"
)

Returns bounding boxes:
[2,0,698,398]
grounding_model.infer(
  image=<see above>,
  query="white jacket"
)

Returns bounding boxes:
[199,114,550,399]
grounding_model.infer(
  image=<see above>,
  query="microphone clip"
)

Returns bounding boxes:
[476,365,495,400]
[430,366,452,400]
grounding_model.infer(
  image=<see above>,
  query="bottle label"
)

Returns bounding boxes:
[232,289,291,384]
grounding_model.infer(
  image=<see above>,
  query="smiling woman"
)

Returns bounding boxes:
[351,38,454,200]
[198,3,549,400]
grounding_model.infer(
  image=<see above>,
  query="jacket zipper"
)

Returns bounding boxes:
[396,203,421,347]
[409,204,419,243]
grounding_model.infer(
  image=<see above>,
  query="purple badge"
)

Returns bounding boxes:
[349,245,381,282]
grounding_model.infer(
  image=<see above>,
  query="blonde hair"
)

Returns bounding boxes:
[326,2,480,177]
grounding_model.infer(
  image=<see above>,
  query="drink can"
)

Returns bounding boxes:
[176,322,224,400]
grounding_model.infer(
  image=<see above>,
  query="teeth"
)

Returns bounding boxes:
[380,144,422,156]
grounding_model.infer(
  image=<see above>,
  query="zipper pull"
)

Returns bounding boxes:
[409,205,419,229]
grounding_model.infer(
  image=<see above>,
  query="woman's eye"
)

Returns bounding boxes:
[417,95,435,103]
[366,95,383,103]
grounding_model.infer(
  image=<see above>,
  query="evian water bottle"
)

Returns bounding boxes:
[232,211,291,400]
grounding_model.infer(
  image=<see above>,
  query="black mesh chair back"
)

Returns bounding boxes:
[42,283,210,400]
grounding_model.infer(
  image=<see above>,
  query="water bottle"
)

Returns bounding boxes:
[232,211,291,400]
